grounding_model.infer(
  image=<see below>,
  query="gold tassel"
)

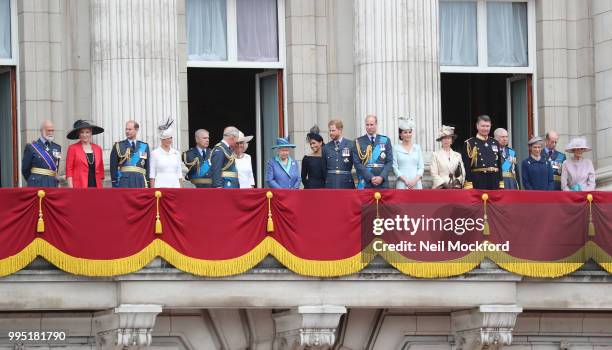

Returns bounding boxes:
[587,193,595,237]
[374,192,382,219]
[37,190,46,233]
[266,191,274,232]
[155,191,163,234]
[482,193,490,236]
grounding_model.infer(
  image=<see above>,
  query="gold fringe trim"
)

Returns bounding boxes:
[4,238,612,278]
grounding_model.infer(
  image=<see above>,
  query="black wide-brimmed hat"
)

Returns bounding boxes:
[67,120,104,140]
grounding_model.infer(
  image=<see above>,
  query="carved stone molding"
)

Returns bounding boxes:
[452,305,523,350]
[93,304,162,349]
[273,305,347,350]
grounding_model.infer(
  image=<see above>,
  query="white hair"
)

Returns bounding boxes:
[494,128,508,138]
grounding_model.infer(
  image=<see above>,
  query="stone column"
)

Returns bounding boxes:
[593,0,612,189]
[91,0,180,153]
[452,305,522,350]
[354,0,441,154]
[273,305,347,350]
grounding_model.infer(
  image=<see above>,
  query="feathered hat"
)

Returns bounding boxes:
[158,118,174,140]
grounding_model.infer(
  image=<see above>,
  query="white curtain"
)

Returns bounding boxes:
[487,2,528,67]
[439,1,477,66]
[0,0,11,59]
[186,0,227,61]
[237,0,278,62]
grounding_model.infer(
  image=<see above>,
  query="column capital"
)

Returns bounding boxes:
[452,305,523,350]
[273,305,347,350]
[93,304,163,350]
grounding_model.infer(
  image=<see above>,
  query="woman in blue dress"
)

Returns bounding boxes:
[266,138,301,189]
[521,136,554,190]
[392,118,424,189]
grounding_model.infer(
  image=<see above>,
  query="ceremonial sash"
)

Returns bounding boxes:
[126,142,147,167]
[198,153,211,178]
[30,142,57,172]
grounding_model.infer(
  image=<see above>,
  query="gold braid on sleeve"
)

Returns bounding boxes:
[115,142,131,166]
[466,142,479,168]
[183,151,200,173]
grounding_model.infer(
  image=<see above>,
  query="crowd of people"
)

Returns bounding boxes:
[22,115,596,191]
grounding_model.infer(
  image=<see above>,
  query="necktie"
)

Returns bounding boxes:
[370,136,375,144]
[334,141,339,149]
[201,149,205,158]
[549,150,553,158]
[44,141,50,150]
[130,141,136,152]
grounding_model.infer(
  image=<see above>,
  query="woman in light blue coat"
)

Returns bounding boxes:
[266,138,301,189]
[393,118,424,189]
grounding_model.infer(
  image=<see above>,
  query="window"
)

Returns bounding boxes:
[187,0,282,66]
[439,0,534,73]
[0,0,11,59]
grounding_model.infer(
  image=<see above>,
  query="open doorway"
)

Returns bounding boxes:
[441,73,533,162]
[0,66,17,188]
[187,68,284,187]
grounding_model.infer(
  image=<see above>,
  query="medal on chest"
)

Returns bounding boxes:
[342,147,350,162]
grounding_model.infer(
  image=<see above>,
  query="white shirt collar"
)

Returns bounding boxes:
[222,140,230,148]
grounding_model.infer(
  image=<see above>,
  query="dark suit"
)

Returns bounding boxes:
[353,134,393,189]
[183,146,212,188]
[21,138,61,187]
[321,138,355,189]
[210,141,239,188]
[109,139,150,188]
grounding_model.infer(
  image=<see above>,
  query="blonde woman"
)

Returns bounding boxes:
[431,126,465,189]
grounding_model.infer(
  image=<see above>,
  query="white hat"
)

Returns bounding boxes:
[398,117,415,131]
[565,137,592,152]
[158,119,174,140]
[237,131,254,143]
[436,125,458,142]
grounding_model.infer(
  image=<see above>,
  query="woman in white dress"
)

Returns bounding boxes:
[235,131,255,188]
[150,120,183,188]
[430,126,465,189]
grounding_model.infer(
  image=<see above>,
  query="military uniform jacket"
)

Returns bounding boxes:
[461,136,504,189]
[21,138,61,187]
[501,146,520,190]
[321,138,355,189]
[183,147,212,187]
[109,139,150,188]
[210,142,239,188]
[543,148,566,190]
[353,134,393,189]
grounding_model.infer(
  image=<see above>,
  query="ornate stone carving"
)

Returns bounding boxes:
[452,305,522,350]
[93,304,162,349]
[273,305,347,350]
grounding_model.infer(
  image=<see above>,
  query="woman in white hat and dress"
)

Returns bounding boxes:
[149,120,183,188]
[561,137,595,191]
[234,131,255,188]
[392,118,424,189]
[430,126,465,189]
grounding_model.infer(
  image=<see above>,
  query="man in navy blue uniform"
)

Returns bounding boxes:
[109,120,150,188]
[183,129,213,188]
[321,119,355,189]
[210,126,240,188]
[21,120,62,187]
[353,114,393,189]
[462,115,504,190]
[542,130,566,190]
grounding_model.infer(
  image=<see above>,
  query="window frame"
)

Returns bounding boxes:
[186,0,286,69]
[439,0,536,74]
[0,0,17,65]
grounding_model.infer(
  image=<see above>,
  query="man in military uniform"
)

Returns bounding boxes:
[183,129,212,188]
[353,115,393,189]
[462,115,504,190]
[321,119,355,189]
[542,130,566,190]
[21,120,62,187]
[494,128,520,189]
[109,120,150,188]
[210,126,240,188]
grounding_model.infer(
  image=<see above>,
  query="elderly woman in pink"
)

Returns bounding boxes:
[561,138,596,191]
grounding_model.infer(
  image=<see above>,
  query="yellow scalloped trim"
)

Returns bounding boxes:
[1,238,611,278]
